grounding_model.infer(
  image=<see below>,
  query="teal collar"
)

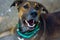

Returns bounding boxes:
[16,23,40,38]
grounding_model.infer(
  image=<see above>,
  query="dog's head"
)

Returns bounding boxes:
[11,0,48,32]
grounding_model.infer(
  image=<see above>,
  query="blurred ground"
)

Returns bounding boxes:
[0,0,60,40]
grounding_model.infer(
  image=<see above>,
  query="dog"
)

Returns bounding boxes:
[10,0,48,40]
[0,0,60,40]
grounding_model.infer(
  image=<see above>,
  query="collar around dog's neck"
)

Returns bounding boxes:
[16,23,40,38]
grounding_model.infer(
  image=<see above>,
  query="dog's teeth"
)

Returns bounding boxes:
[28,24,35,27]
[25,20,28,24]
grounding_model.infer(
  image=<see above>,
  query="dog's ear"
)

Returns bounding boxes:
[38,3,49,14]
[10,0,26,7]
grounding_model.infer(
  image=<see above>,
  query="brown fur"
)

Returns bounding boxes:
[45,11,60,40]
[40,12,60,40]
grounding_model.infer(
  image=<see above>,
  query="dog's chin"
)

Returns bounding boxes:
[23,19,37,30]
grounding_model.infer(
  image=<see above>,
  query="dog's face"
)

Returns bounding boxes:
[11,0,48,32]
[19,2,41,31]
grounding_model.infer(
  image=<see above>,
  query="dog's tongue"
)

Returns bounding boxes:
[28,19,34,26]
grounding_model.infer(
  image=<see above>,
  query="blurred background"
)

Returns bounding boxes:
[0,0,60,40]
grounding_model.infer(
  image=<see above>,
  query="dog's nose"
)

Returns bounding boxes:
[30,12,37,17]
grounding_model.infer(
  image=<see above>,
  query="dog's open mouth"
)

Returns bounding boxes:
[23,19,36,28]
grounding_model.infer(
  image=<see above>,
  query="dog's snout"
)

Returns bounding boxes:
[30,12,37,17]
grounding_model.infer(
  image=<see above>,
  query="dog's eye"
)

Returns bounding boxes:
[23,4,29,9]
[35,5,40,10]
